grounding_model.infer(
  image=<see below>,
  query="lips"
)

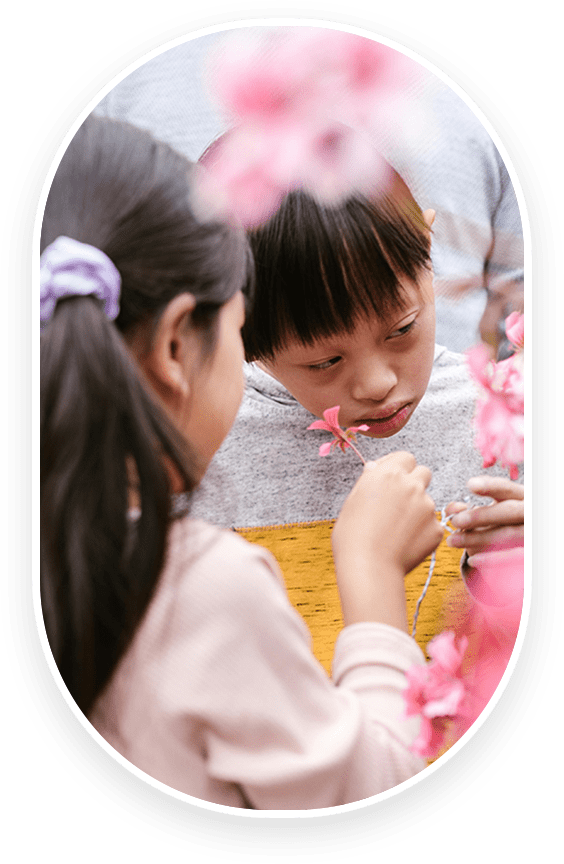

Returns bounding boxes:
[356,402,413,436]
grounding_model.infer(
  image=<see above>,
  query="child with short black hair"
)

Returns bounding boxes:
[189,162,524,664]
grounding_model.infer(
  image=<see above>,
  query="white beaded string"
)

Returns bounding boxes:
[410,497,472,638]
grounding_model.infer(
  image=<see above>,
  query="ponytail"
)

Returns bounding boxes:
[41,295,197,715]
[40,115,252,715]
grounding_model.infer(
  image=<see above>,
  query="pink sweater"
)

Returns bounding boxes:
[90,519,426,810]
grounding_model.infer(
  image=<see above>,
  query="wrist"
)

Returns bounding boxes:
[334,556,409,632]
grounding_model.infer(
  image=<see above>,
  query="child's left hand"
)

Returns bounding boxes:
[445,476,524,563]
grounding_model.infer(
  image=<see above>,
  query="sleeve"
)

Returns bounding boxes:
[167,534,426,810]
[485,153,524,298]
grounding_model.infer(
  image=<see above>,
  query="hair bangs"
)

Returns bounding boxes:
[244,184,431,361]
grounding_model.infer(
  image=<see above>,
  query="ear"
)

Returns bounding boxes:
[141,293,198,405]
[423,208,436,229]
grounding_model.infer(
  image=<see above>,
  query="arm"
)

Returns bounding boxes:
[186,537,428,809]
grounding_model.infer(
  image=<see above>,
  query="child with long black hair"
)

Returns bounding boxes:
[40,114,444,809]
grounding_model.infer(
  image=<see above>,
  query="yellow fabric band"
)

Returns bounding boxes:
[237,516,464,673]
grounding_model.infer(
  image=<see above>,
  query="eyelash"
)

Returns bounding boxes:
[309,357,341,371]
[390,320,416,338]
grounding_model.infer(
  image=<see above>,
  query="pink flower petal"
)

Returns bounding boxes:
[466,332,524,479]
[505,311,524,351]
[427,631,467,674]
[307,419,332,432]
[347,424,370,434]
[307,405,365,462]
[321,405,342,430]
[403,664,430,716]
[423,678,466,718]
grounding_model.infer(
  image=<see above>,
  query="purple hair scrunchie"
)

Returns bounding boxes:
[40,235,121,324]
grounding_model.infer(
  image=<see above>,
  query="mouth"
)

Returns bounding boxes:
[356,403,413,436]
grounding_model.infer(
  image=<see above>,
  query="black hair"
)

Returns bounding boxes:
[40,114,253,717]
[243,171,432,361]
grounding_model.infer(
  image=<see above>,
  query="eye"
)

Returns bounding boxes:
[389,319,416,339]
[308,356,341,370]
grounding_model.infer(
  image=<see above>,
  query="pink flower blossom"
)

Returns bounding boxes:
[447,543,524,740]
[208,29,416,129]
[196,128,286,227]
[404,631,469,758]
[505,311,524,351]
[405,544,524,758]
[201,28,420,226]
[463,544,524,644]
[307,405,368,461]
[472,387,524,480]
[466,334,524,480]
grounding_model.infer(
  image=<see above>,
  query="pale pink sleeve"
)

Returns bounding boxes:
[166,530,426,809]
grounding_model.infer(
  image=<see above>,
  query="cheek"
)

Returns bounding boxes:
[408,343,435,395]
[291,380,342,418]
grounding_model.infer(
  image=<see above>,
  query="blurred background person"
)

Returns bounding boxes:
[95,27,523,356]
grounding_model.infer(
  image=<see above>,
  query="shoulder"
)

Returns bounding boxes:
[163,518,289,612]
[167,518,282,578]
[157,519,312,668]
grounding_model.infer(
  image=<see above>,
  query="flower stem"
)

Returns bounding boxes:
[347,440,366,464]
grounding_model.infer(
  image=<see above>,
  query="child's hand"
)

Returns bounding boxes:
[446,476,524,563]
[332,452,444,630]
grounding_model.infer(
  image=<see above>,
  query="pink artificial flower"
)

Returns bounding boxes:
[298,122,392,205]
[197,128,286,228]
[472,391,524,480]
[201,28,419,226]
[307,405,368,461]
[466,340,524,480]
[504,311,524,351]
[463,544,524,644]
[427,544,524,747]
[207,30,316,122]
[209,29,416,128]
[404,631,469,758]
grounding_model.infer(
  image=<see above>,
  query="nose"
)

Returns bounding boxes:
[350,355,398,405]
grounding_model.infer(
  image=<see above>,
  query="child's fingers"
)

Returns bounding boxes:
[448,525,524,555]
[412,464,432,489]
[467,476,524,501]
[445,501,468,517]
[365,453,433,490]
[448,498,523,531]
[366,451,417,472]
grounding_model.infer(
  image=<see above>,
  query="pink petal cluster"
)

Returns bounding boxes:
[404,631,469,758]
[307,405,368,461]
[199,28,419,227]
[466,313,524,480]
[447,543,524,741]
[404,543,524,759]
